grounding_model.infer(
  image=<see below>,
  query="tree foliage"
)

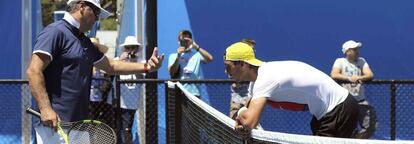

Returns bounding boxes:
[41,0,117,30]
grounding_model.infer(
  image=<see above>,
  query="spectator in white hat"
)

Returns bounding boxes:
[107,36,145,144]
[26,1,164,143]
[331,40,377,139]
[119,36,143,61]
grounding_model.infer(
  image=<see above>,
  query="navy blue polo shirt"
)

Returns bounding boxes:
[33,20,104,123]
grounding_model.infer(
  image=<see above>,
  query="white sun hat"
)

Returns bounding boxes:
[67,0,110,18]
[342,40,362,54]
[120,36,141,48]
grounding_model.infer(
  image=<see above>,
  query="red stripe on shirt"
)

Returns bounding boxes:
[267,101,307,111]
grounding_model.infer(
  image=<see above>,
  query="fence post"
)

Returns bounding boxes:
[166,82,182,144]
[390,81,396,140]
[145,0,158,141]
[114,77,121,143]
[166,82,172,144]
[145,81,158,144]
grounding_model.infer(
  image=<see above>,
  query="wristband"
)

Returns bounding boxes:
[195,47,200,51]
[237,106,248,117]
[144,63,149,73]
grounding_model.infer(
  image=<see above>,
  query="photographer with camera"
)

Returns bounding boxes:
[107,36,145,144]
[168,30,213,97]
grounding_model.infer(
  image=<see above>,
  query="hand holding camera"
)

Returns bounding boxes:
[180,38,192,49]
[180,37,200,51]
[190,41,200,51]
[128,52,137,59]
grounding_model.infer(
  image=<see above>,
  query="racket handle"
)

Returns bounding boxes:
[26,107,41,117]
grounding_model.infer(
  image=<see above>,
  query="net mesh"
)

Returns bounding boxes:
[68,121,117,144]
[167,81,413,144]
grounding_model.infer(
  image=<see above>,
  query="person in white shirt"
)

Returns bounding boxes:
[331,40,377,139]
[224,42,359,138]
[106,36,145,144]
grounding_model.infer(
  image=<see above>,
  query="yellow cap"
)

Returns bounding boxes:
[225,42,263,66]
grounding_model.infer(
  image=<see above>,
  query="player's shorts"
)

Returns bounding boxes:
[310,94,359,138]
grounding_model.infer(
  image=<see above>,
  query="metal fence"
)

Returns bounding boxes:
[0,79,413,144]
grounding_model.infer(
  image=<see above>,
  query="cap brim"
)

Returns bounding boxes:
[120,43,141,48]
[89,2,110,18]
[347,43,362,49]
[356,42,362,48]
[98,8,110,18]
[67,0,110,18]
[245,58,263,66]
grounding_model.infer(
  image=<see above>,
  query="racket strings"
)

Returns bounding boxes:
[69,122,116,144]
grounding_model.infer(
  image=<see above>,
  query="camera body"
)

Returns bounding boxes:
[178,30,193,49]
[128,53,137,59]
[180,39,191,48]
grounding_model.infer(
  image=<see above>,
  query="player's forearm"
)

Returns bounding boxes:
[237,108,259,129]
[27,70,52,111]
[108,60,148,75]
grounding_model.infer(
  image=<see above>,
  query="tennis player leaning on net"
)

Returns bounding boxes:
[223,42,359,138]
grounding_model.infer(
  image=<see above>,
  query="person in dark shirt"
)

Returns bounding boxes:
[26,0,164,143]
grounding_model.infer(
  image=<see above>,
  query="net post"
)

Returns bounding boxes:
[390,81,396,140]
[174,84,183,144]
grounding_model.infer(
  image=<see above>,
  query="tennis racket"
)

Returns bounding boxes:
[26,107,117,144]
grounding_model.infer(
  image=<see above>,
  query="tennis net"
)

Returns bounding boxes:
[166,81,413,144]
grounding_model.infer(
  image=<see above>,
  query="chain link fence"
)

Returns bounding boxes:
[0,80,32,144]
[165,80,414,141]
[0,79,413,143]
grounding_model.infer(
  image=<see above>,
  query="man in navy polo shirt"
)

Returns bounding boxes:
[26,0,164,143]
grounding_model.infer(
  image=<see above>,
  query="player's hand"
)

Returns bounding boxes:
[235,116,251,140]
[40,107,60,131]
[147,47,164,72]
